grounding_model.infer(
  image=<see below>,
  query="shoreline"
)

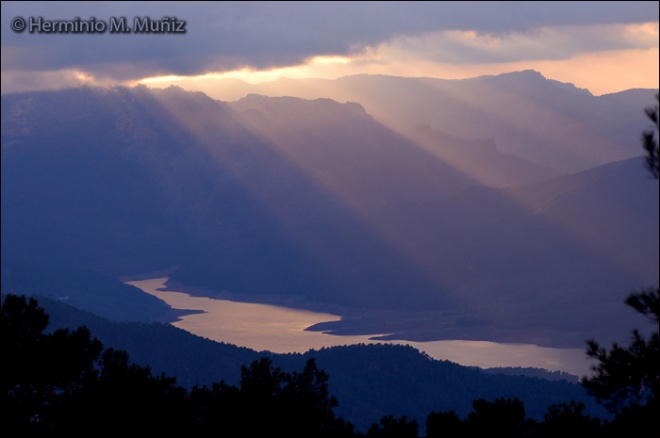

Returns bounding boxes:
[132,276,586,350]
[127,276,591,376]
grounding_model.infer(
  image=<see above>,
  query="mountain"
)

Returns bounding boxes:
[1,85,532,311]
[202,71,656,172]
[1,85,657,348]
[308,157,658,346]
[482,367,579,383]
[0,261,193,322]
[404,125,560,188]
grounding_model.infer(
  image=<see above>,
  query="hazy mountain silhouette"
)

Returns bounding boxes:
[1,85,657,347]
[204,71,654,172]
[308,157,658,345]
[0,261,195,323]
[404,125,560,187]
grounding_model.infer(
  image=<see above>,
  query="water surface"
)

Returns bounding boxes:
[129,277,590,376]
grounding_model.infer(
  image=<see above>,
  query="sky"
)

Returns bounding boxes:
[1,1,658,95]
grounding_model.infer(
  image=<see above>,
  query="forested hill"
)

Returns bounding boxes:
[11,291,659,436]
[33,295,601,431]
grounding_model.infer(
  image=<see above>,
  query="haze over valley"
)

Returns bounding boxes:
[2,3,658,434]
[2,73,657,349]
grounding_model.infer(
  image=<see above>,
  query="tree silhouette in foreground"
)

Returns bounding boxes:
[425,398,535,438]
[9,291,660,437]
[367,414,419,438]
[2,293,355,437]
[466,398,530,437]
[426,397,603,437]
[1,294,191,437]
[642,94,659,179]
[579,94,660,437]
[426,410,465,437]
[581,288,659,436]
[1,294,102,435]
[232,357,353,437]
[534,400,601,437]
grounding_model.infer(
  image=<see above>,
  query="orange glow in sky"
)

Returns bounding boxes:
[137,22,659,96]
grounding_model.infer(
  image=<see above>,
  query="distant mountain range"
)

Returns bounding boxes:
[1,73,658,348]
[201,71,656,172]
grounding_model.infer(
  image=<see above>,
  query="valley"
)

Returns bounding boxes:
[129,276,591,376]
[2,3,657,435]
[2,79,657,350]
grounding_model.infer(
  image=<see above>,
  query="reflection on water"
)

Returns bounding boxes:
[128,277,590,376]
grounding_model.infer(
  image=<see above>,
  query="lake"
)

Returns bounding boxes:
[128,277,591,376]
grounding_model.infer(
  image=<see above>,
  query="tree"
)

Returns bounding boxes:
[642,94,659,179]
[2,293,359,436]
[465,398,530,438]
[367,414,419,438]
[582,301,658,437]
[191,357,354,437]
[1,294,192,436]
[579,95,660,437]
[282,358,347,436]
[581,288,659,411]
[426,409,465,438]
[535,400,602,437]
[1,294,103,436]
[238,357,352,437]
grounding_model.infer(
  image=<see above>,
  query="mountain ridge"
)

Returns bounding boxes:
[198,70,654,172]
[2,84,657,348]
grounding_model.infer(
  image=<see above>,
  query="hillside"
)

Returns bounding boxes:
[202,71,655,172]
[34,295,602,431]
[2,85,657,347]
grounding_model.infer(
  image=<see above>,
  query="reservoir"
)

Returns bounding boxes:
[128,277,591,376]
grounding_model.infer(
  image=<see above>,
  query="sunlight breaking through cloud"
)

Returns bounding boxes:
[132,22,658,97]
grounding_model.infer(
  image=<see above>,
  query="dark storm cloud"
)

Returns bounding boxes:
[2,1,658,81]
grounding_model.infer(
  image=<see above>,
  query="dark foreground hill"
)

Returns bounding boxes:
[34,295,601,431]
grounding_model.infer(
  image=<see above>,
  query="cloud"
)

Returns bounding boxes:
[379,22,659,64]
[1,1,658,90]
